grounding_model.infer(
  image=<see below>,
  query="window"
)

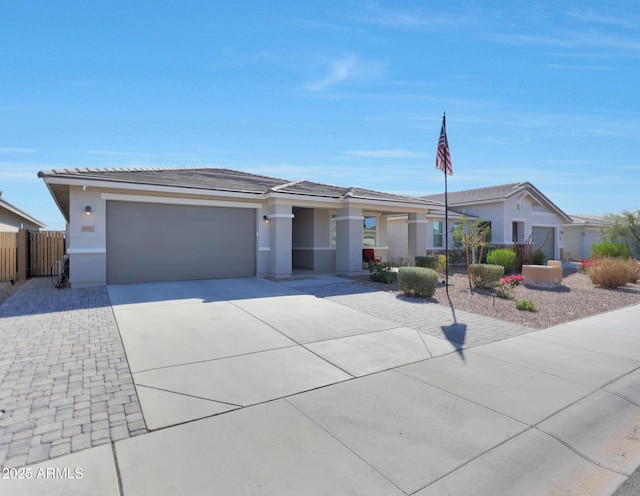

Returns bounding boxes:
[433,221,443,247]
[363,216,377,246]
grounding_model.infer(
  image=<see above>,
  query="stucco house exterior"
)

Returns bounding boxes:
[562,214,610,261]
[0,192,46,232]
[390,182,573,261]
[38,167,443,287]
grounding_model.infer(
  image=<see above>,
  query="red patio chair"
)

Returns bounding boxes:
[363,248,382,263]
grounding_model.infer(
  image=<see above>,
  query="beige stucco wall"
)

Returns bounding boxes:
[0,210,42,232]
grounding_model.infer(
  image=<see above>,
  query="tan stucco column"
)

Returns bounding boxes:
[408,212,427,262]
[335,206,363,274]
[266,203,293,278]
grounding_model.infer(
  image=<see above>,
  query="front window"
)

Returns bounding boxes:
[433,221,443,247]
[363,216,377,246]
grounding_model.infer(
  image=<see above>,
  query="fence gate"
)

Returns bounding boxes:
[0,233,17,281]
[28,231,65,277]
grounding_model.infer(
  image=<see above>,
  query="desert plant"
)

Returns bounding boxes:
[604,209,640,256]
[447,249,466,264]
[486,249,516,275]
[578,258,591,273]
[590,241,630,259]
[516,299,537,312]
[587,257,636,288]
[397,266,438,298]
[415,255,440,271]
[469,264,504,289]
[495,281,514,300]
[495,274,523,299]
[532,250,546,265]
[389,257,411,267]
[454,217,491,265]
[368,262,395,284]
[436,254,447,274]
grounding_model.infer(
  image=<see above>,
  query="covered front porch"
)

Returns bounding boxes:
[258,194,441,278]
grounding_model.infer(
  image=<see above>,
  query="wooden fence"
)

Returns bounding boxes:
[0,230,65,281]
[29,230,65,277]
[0,233,17,281]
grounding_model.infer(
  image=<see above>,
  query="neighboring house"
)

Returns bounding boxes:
[562,214,610,261]
[386,210,473,262]
[421,182,573,261]
[38,167,443,287]
[0,192,46,232]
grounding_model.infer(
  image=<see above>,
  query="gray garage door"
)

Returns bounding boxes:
[106,201,256,284]
[531,226,555,262]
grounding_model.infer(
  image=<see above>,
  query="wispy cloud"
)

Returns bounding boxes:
[0,147,37,154]
[345,149,424,158]
[305,56,355,91]
[305,54,373,91]
[349,1,468,30]
[490,29,640,55]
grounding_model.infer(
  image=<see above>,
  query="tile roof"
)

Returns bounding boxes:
[38,167,439,207]
[423,181,572,222]
[568,214,611,226]
[423,183,529,204]
[38,167,288,194]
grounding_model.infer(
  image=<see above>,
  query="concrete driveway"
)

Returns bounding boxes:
[106,277,457,431]
[6,276,640,495]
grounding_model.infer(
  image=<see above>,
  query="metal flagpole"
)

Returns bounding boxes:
[444,151,449,297]
[436,112,452,295]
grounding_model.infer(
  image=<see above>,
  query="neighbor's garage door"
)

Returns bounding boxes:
[106,201,256,284]
[531,226,555,262]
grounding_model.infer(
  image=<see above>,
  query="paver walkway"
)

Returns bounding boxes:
[284,277,534,348]
[0,278,146,468]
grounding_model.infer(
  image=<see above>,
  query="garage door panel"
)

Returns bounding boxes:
[107,201,256,284]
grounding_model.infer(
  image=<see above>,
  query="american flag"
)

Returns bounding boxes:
[436,114,453,175]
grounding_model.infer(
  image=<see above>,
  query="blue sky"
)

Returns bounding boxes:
[1,1,639,230]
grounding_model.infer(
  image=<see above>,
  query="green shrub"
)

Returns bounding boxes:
[436,254,447,274]
[369,262,395,284]
[587,257,636,288]
[590,241,630,259]
[415,256,439,270]
[486,249,516,275]
[516,299,537,312]
[448,249,466,264]
[397,266,439,298]
[532,250,546,265]
[469,264,504,289]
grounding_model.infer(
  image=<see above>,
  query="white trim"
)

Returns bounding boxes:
[407,219,428,224]
[258,247,270,252]
[67,248,106,255]
[334,215,365,221]
[101,193,262,209]
[44,177,264,201]
[264,213,295,219]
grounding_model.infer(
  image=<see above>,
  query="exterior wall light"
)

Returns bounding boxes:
[263,215,269,223]
[85,205,92,216]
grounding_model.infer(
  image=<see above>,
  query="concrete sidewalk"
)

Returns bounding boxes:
[1,276,639,495]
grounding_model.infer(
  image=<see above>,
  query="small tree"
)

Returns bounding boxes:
[604,209,640,258]
[453,216,491,264]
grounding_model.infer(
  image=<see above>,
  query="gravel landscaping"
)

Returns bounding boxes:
[347,266,640,330]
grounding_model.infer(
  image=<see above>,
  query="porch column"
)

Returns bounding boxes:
[335,206,363,274]
[267,203,293,278]
[408,212,427,261]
